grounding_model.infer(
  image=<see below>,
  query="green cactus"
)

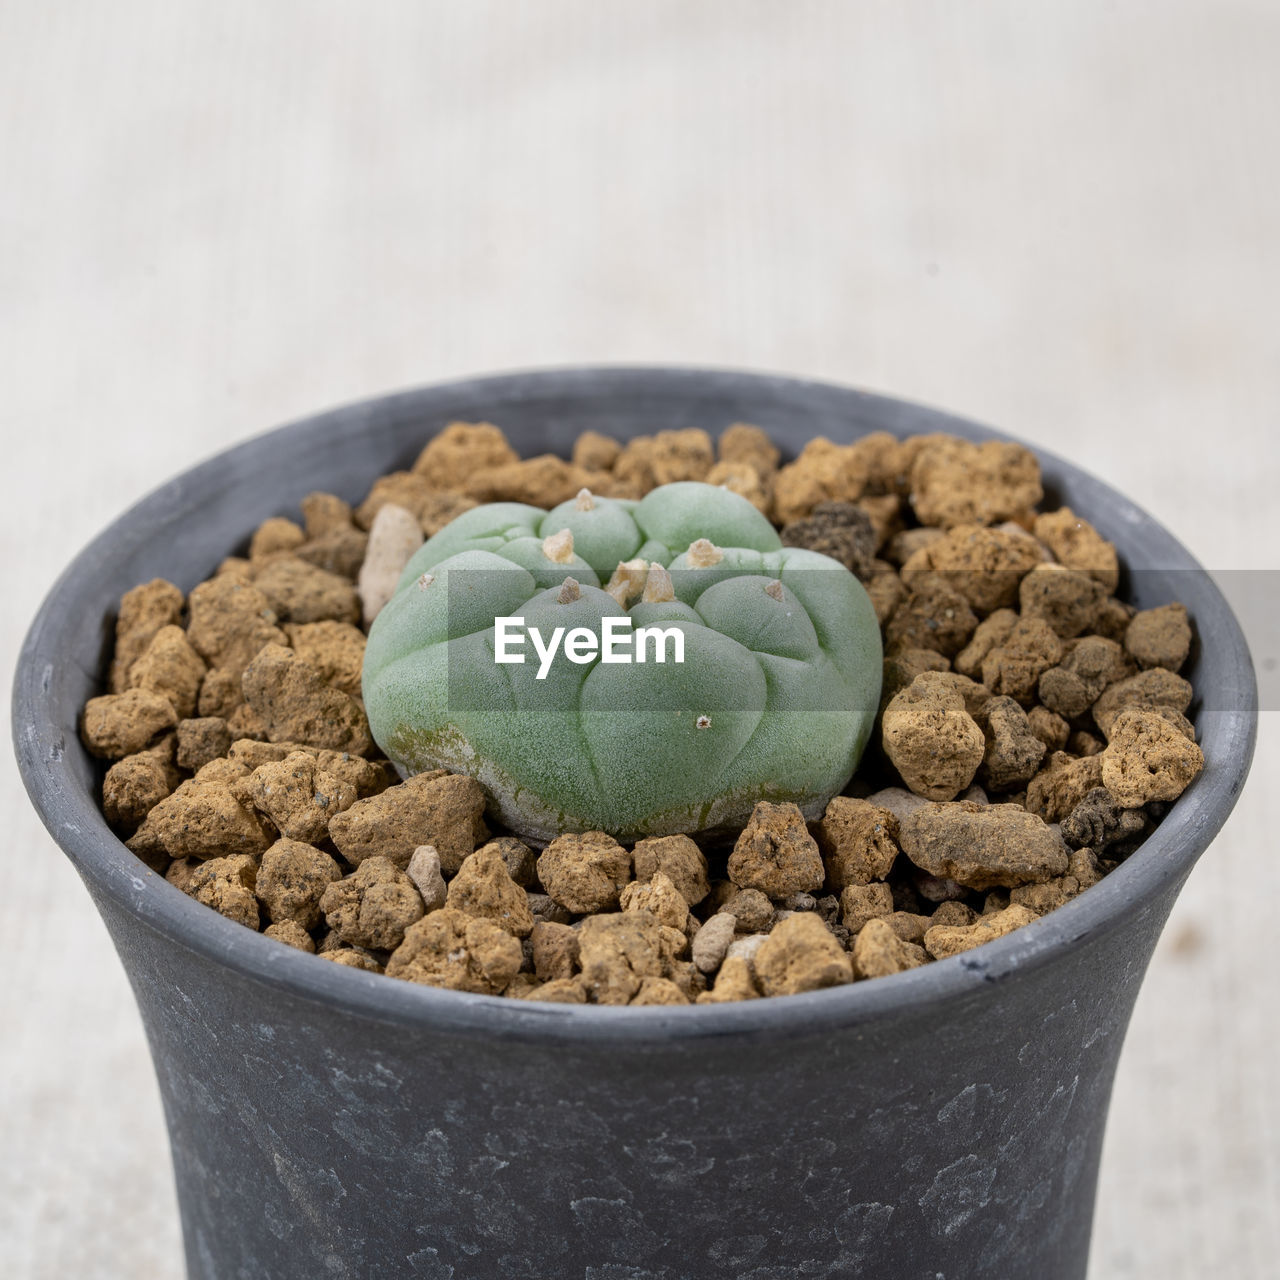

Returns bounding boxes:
[363,481,882,842]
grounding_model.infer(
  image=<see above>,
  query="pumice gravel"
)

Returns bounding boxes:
[81,419,1203,1004]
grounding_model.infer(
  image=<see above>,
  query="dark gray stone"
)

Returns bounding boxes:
[12,368,1257,1280]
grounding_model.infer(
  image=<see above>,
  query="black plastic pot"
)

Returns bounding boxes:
[14,368,1256,1280]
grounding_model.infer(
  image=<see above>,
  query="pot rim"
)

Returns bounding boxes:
[12,364,1258,1044]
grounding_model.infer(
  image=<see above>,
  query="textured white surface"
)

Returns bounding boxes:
[2,3,1277,1277]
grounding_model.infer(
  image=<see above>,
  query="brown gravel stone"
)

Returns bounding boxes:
[321,856,426,950]
[816,798,900,888]
[900,523,1043,614]
[644,429,716,486]
[1124,603,1193,672]
[1037,636,1131,719]
[882,673,986,801]
[1009,875,1083,914]
[1018,564,1107,639]
[1032,507,1119,591]
[294,526,369,579]
[885,579,979,658]
[252,555,360,626]
[718,423,781,476]
[953,608,1018,679]
[571,430,623,472]
[1069,847,1105,889]
[719,887,775,933]
[109,579,185,693]
[909,437,1042,529]
[631,834,710,906]
[531,920,580,982]
[1091,596,1137,644]
[81,689,177,759]
[413,422,519,486]
[1059,787,1148,851]
[853,918,927,980]
[186,854,260,929]
[537,831,632,914]
[631,977,691,1006]
[241,644,372,754]
[772,438,869,523]
[476,836,537,888]
[1024,752,1105,823]
[263,919,316,952]
[249,517,305,561]
[175,717,232,771]
[353,472,432,530]
[754,914,853,996]
[256,838,342,929]
[136,774,273,860]
[858,494,905,549]
[839,881,895,932]
[386,907,521,994]
[285,621,366,698]
[446,847,535,937]
[864,565,908,627]
[620,872,691,932]
[886,527,945,566]
[329,772,487,871]
[727,801,825,897]
[1067,730,1105,757]
[300,492,355,537]
[705,460,771,513]
[521,977,589,1004]
[930,900,979,929]
[578,912,665,1005]
[465,455,598,507]
[127,625,206,718]
[849,431,912,496]
[196,668,244,719]
[313,750,396,800]
[226,702,268,741]
[214,557,254,585]
[899,801,1069,890]
[1027,705,1071,753]
[924,904,1040,960]
[695,955,761,1004]
[1092,667,1194,739]
[980,696,1046,792]
[102,749,176,828]
[980,616,1064,704]
[246,751,356,843]
[881,649,952,705]
[164,858,200,893]
[780,502,877,576]
[883,911,932,944]
[185,576,287,678]
[321,948,385,973]
[420,491,481,537]
[1100,707,1205,806]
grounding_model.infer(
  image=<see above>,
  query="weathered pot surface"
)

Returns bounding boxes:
[13,368,1257,1280]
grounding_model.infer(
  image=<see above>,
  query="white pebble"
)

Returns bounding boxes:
[359,503,424,627]
[407,844,447,911]
[691,912,736,974]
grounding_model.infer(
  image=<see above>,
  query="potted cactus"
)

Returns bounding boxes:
[12,368,1256,1280]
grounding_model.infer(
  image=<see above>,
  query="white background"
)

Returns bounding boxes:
[2,3,1277,1276]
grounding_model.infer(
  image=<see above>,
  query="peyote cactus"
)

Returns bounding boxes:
[362,481,882,841]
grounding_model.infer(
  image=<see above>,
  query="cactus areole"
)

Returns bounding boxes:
[362,481,883,841]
